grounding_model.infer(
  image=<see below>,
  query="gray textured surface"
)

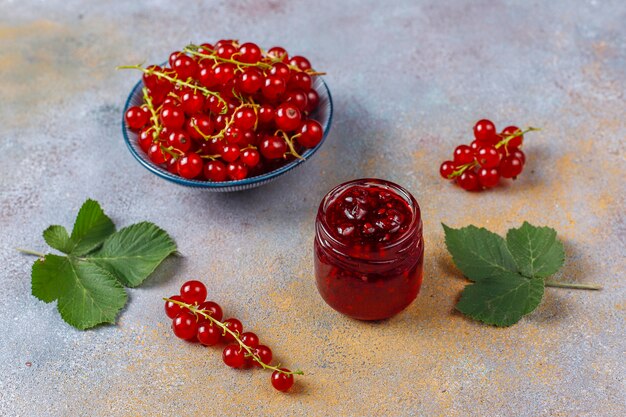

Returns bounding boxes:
[1,1,625,416]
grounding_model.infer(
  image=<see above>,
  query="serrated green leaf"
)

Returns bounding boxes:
[506,222,565,279]
[70,199,115,256]
[32,254,72,303]
[443,223,518,281]
[43,225,74,254]
[456,272,544,327]
[91,222,177,287]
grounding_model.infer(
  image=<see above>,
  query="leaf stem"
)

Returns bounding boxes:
[16,248,46,258]
[545,280,602,290]
[163,298,304,376]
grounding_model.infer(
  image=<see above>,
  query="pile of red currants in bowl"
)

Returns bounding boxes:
[122,40,325,182]
[439,119,539,191]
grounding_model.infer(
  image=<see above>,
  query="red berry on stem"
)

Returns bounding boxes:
[237,68,263,94]
[501,126,523,148]
[241,332,260,349]
[289,72,312,91]
[197,321,221,346]
[271,369,294,392]
[478,167,500,188]
[267,46,288,61]
[439,160,456,179]
[285,90,308,111]
[275,103,301,131]
[233,107,257,131]
[289,55,311,71]
[254,345,273,367]
[160,105,185,130]
[470,140,480,152]
[511,148,526,165]
[185,114,213,140]
[213,63,236,85]
[125,106,150,130]
[180,280,207,305]
[148,143,167,165]
[476,146,500,168]
[165,295,184,319]
[238,42,262,63]
[167,131,192,153]
[297,120,323,148]
[458,170,479,191]
[258,104,275,126]
[269,63,291,81]
[172,311,198,340]
[227,162,248,180]
[172,54,199,80]
[180,90,205,115]
[177,153,203,179]
[198,64,218,88]
[221,144,241,163]
[241,149,261,167]
[262,76,286,100]
[216,43,237,59]
[260,136,287,159]
[474,119,497,143]
[197,301,223,321]
[222,318,243,342]
[453,145,474,165]
[204,160,227,182]
[304,89,320,112]
[223,345,245,368]
[500,156,524,178]
[138,127,156,153]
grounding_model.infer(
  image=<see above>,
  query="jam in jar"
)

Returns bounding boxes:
[314,178,424,320]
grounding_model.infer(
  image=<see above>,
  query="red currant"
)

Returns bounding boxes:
[233,107,257,131]
[125,106,150,130]
[224,126,245,146]
[458,170,479,191]
[172,54,199,80]
[237,68,263,94]
[262,76,286,100]
[304,89,320,112]
[223,345,245,368]
[213,63,236,85]
[260,136,287,159]
[169,51,182,67]
[167,131,193,153]
[197,321,221,346]
[474,119,497,143]
[476,146,500,168]
[288,72,312,91]
[271,369,294,392]
[297,120,323,148]
[177,153,203,179]
[289,56,311,71]
[439,160,456,179]
[258,104,275,126]
[470,140,480,152]
[216,43,237,59]
[198,64,218,88]
[160,105,185,130]
[148,143,167,165]
[241,332,260,349]
[180,280,207,305]
[501,126,523,148]
[241,149,261,167]
[221,144,241,162]
[172,311,198,340]
[204,160,227,182]
[180,90,204,115]
[285,90,308,111]
[164,295,184,319]
[185,114,213,140]
[500,156,524,178]
[267,46,288,61]
[197,301,223,321]
[269,62,291,81]
[226,162,248,180]
[138,126,156,152]
[453,145,474,165]
[254,345,273,367]
[237,42,262,63]
[478,167,500,188]
[222,318,243,342]
[275,103,301,131]
[511,148,526,165]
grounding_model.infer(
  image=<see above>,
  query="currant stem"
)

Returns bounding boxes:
[275,130,304,160]
[545,280,602,290]
[448,161,478,179]
[163,298,304,376]
[495,126,541,150]
[16,248,46,258]
[142,87,162,140]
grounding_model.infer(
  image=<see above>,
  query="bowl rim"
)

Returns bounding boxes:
[121,75,333,188]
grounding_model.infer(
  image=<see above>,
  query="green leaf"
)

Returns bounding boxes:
[32,254,72,303]
[443,223,518,281]
[31,255,127,329]
[43,225,74,254]
[70,199,115,256]
[91,222,177,287]
[456,272,545,327]
[506,222,565,279]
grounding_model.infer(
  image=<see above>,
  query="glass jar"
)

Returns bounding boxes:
[314,178,424,320]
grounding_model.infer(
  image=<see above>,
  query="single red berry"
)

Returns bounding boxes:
[167,131,193,153]
[297,120,323,148]
[267,46,288,61]
[478,167,500,188]
[275,103,301,131]
[511,148,526,165]
[237,42,262,63]
[169,51,182,67]
[197,301,223,322]
[180,90,205,115]
[213,63,236,85]
[271,369,294,392]
[213,114,228,131]
[253,345,273,367]
[439,160,456,179]
[216,43,237,59]
[453,145,474,165]
[221,144,241,163]
[237,68,263,94]
[470,140,480,152]
[304,89,320,112]
[172,311,198,340]
[197,43,213,55]
[501,126,523,148]
[289,72,312,91]
[206,95,226,115]
[223,344,245,368]
[285,90,308,111]
[458,170,479,191]
[125,106,150,130]
[177,153,203,179]
[226,162,248,180]
[148,143,167,165]
[185,114,213,140]
[179,280,207,305]
[215,39,236,50]
[474,119,497,143]
[258,104,275,126]
[233,107,257,131]
[197,321,221,346]
[172,54,199,80]
[500,156,524,178]
[241,332,260,349]
[167,157,179,174]
[198,64,218,88]
[260,136,287,159]
[224,126,245,146]
[160,105,185,130]
[222,318,243,342]
[269,62,291,82]
[204,160,227,182]
[476,146,500,168]
[262,76,286,100]
[241,149,261,167]
[289,56,311,71]
[138,126,156,153]
[164,295,184,319]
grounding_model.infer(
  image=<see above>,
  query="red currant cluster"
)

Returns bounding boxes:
[122,40,325,182]
[439,119,539,191]
[165,280,302,392]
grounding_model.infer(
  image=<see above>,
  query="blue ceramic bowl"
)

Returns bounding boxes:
[121,75,333,191]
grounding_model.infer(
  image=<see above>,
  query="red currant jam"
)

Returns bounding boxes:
[314,179,424,320]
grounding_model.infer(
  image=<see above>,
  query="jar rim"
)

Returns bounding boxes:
[316,178,422,259]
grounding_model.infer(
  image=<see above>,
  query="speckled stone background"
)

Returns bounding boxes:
[1,1,624,416]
